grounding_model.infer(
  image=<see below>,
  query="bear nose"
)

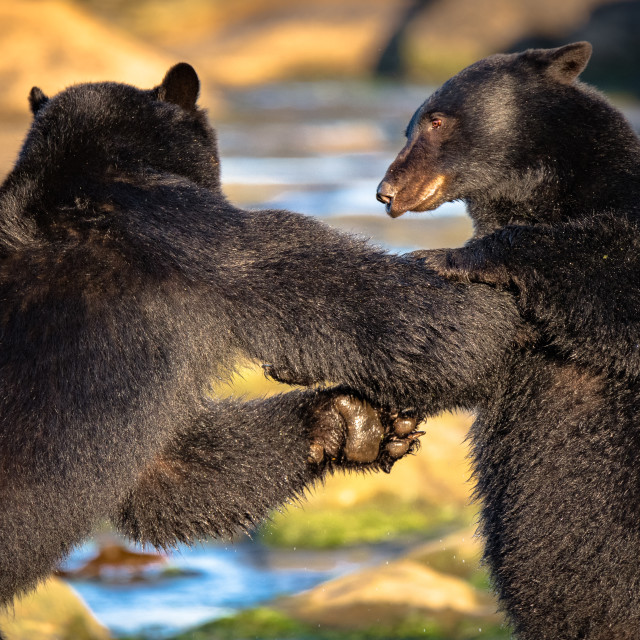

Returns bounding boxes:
[376,181,396,212]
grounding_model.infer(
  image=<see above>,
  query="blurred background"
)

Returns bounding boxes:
[0,1,639,639]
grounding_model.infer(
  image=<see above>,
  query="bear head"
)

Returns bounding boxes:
[13,63,222,205]
[377,42,640,234]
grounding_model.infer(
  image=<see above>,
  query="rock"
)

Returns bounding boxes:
[276,556,500,632]
[82,0,406,87]
[0,1,177,114]
[57,542,166,581]
[0,577,110,640]
[407,526,485,581]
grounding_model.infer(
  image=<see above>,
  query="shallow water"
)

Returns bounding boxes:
[221,153,465,220]
[214,80,467,230]
[64,538,412,638]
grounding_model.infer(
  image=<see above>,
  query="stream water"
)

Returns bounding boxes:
[213,79,467,226]
[64,538,413,638]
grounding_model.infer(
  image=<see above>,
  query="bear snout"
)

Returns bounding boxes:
[376,180,397,215]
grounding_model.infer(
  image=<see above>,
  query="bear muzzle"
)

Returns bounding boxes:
[377,175,446,217]
[376,180,398,216]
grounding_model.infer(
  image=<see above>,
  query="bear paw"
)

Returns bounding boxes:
[410,248,470,281]
[309,391,424,473]
[411,248,510,286]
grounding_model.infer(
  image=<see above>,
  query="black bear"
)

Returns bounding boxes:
[377,42,640,639]
[0,63,522,614]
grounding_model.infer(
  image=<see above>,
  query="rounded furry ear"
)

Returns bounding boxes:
[158,63,200,111]
[529,42,593,84]
[29,86,49,115]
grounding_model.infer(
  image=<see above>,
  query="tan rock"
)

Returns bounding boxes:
[78,0,408,87]
[0,1,175,114]
[0,577,110,640]
[277,557,498,629]
[195,7,398,87]
[75,0,626,89]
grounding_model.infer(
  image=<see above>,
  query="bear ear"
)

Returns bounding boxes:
[28,86,49,115]
[532,42,593,84]
[158,63,200,111]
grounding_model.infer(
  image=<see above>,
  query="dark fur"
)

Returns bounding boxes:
[0,65,521,606]
[378,43,640,639]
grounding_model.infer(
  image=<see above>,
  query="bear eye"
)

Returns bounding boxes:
[431,119,442,130]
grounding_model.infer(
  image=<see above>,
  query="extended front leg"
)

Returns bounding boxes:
[222,210,522,412]
[114,389,422,548]
[136,191,523,414]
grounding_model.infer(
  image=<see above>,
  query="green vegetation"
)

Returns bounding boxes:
[159,607,509,640]
[258,496,473,549]
[409,537,493,593]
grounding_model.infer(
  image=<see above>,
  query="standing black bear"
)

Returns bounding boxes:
[377,42,640,639]
[0,63,522,613]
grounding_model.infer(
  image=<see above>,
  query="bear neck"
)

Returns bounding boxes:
[467,131,640,236]
[0,143,228,254]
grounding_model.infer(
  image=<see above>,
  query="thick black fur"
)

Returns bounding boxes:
[378,43,640,639]
[0,65,521,607]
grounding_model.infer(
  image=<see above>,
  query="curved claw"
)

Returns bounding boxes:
[381,459,395,474]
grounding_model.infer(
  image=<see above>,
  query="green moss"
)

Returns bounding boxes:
[410,542,494,594]
[468,568,493,592]
[164,607,510,640]
[412,547,477,580]
[63,614,108,640]
[170,608,303,639]
[258,498,472,549]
